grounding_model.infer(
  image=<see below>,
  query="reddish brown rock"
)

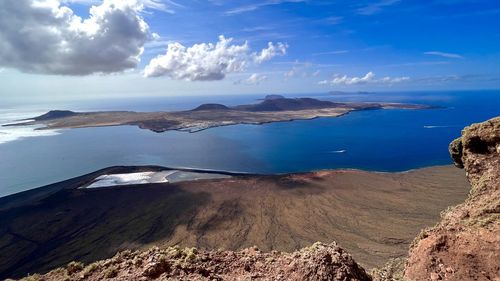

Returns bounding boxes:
[15,242,371,281]
[404,117,500,281]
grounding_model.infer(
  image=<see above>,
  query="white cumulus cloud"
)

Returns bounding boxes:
[284,67,298,79]
[254,42,288,64]
[0,0,151,75]
[319,72,410,86]
[238,73,268,85]
[144,36,288,81]
[332,71,376,85]
[62,0,179,13]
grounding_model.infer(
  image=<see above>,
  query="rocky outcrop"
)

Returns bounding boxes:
[15,242,371,281]
[404,117,500,281]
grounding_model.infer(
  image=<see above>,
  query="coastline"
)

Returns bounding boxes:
[0,163,456,203]
[4,97,435,134]
[19,109,352,134]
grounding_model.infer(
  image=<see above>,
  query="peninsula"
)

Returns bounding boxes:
[6,97,435,133]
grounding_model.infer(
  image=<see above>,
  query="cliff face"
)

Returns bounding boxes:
[404,117,500,281]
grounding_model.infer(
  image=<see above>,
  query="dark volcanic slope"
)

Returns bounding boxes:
[191,104,230,111]
[233,97,347,111]
[5,97,434,133]
[0,166,468,279]
[32,110,78,121]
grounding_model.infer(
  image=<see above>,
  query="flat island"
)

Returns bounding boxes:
[6,96,435,133]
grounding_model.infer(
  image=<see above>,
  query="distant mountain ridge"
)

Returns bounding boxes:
[233,97,346,112]
[191,104,230,111]
[191,97,345,112]
[33,110,77,121]
[263,94,285,100]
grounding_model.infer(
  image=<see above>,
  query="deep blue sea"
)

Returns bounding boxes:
[0,90,499,197]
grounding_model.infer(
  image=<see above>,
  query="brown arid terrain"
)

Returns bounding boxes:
[0,166,468,279]
[401,116,500,281]
[4,97,434,133]
[4,117,499,281]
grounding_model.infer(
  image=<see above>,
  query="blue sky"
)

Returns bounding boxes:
[1,0,499,101]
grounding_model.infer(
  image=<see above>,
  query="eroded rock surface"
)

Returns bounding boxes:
[14,242,371,281]
[404,117,500,281]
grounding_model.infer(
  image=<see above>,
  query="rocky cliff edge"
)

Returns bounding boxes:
[403,117,499,281]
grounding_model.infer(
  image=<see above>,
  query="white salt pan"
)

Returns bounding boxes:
[82,170,231,189]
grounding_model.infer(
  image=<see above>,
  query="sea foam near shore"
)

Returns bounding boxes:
[0,110,60,145]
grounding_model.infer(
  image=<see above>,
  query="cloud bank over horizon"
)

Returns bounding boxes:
[319,72,410,86]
